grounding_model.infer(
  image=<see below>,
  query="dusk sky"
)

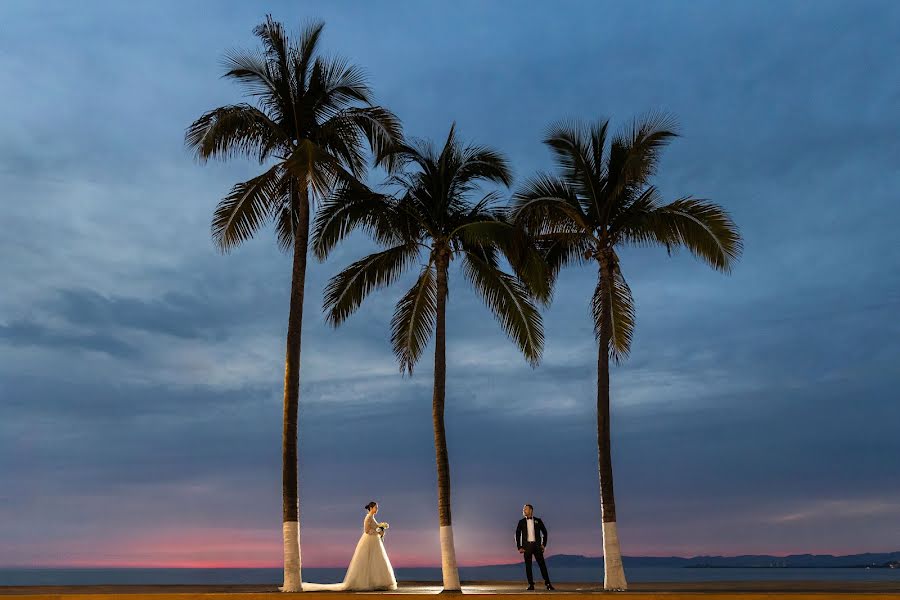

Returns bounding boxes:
[1,1,899,569]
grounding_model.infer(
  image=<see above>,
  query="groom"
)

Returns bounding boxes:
[516,504,554,590]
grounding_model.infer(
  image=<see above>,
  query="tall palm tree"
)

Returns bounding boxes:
[513,115,742,591]
[313,125,546,591]
[185,16,401,592]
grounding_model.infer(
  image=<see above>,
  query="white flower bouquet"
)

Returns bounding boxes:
[376,522,390,537]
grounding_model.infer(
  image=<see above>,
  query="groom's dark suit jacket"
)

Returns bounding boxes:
[515,517,548,549]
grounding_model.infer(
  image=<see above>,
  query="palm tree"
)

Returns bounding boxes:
[512,115,742,590]
[185,17,401,592]
[313,125,546,591]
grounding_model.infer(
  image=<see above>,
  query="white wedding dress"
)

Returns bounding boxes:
[302,513,398,591]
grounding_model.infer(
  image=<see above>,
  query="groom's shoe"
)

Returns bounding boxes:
[545,583,555,591]
[526,584,535,591]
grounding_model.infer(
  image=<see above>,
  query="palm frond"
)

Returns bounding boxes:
[310,106,368,179]
[466,190,506,218]
[439,123,458,167]
[312,182,403,260]
[591,262,635,362]
[617,196,742,272]
[311,56,372,119]
[220,50,279,104]
[211,164,285,252]
[453,218,551,304]
[512,173,592,235]
[610,112,679,194]
[185,104,285,163]
[544,120,596,179]
[540,232,593,287]
[589,120,610,182]
[274,201,297,254]
[391,263,438,375]
[463,250,544,366]
[607,185,661,233]
[320,107,403,173]
[323,242,420,326]
[251,16,296,117]
[452,218,508,247]
[295,19,326,89]
[284,139,357,201]
[394,137,437,172]
[452,145,513,192]
[543,120,602,210]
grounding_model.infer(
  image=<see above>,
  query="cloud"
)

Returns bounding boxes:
[46,288,228,340]
[769,499,900,524]
[0,319,138,358]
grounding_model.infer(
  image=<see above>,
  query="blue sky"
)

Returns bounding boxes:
[1,0,898,568]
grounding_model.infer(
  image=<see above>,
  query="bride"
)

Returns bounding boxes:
[302,501,398,591]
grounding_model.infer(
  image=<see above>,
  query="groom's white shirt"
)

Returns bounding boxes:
[526,517,536,542]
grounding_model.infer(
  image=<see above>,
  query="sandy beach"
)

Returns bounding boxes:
[3,580,900,598]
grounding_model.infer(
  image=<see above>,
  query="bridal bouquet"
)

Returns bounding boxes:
[376,522,390,537]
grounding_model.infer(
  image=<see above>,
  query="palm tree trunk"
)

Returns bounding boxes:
[597,258,627,591]
[281,186,310,593]
[433,251,461,592]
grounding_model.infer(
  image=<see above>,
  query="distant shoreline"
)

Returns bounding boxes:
[686,565,900,569]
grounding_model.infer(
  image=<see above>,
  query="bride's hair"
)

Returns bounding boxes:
[365,501,377,511]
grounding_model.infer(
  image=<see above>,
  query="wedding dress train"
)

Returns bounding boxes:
[302,513,398,591]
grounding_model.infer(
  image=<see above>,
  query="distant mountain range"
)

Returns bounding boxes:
[481,552,900,569]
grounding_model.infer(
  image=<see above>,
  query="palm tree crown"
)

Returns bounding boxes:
[315,124,544,372]
[514,114,742,357]
[186,16,401,252]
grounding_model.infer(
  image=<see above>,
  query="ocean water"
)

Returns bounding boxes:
[2,566,900,586]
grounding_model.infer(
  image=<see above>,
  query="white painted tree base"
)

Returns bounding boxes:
[280,520,302,593]
[439,525,461,591]
[602,520,628,591]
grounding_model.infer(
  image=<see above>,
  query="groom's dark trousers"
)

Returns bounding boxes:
[522,542,551,586]
[516,517,551,586]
